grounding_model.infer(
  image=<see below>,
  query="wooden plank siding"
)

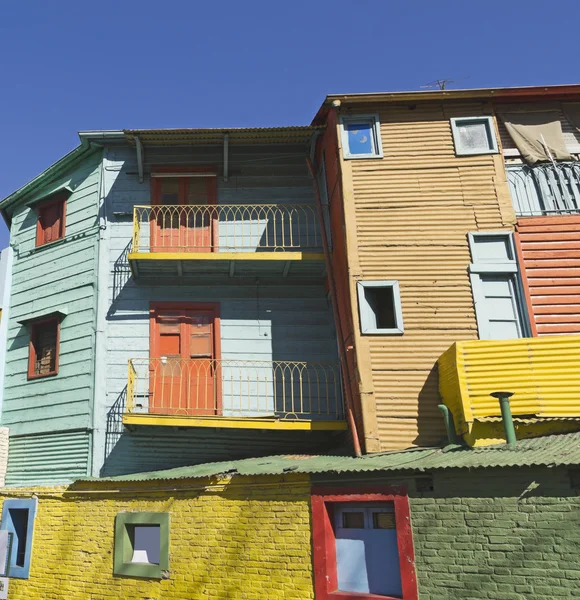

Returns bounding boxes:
[516,215,580,336]
[1,153,102,484]
[96,145,342,476]
[333,101,516,450]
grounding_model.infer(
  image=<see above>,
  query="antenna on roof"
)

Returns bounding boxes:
[420,77,470,91]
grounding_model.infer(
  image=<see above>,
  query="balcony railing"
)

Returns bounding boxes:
[131,204,322,253]
[126,358,344,422]
[507,162,580,216]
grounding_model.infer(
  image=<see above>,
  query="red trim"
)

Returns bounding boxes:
[36,196,66,247]
[311,486,418,600]
[27,317,60,379]
[149,302,222,414]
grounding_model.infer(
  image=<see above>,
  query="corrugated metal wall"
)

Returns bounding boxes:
[516,215,580,335]
[341,101,516,450]
[6,430,90,485]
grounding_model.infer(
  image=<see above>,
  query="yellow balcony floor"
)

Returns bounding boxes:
[128,251,326,279]
[123,413,348,431]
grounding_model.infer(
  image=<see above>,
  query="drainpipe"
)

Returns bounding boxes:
[306,156,362,457]
[490,391,517,446]
[438,404,459,445]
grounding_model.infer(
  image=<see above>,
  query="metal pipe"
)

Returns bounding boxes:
[135,136,144,184]
[490,391,517,446]
[437,404,459,445]
[306,156,362,457]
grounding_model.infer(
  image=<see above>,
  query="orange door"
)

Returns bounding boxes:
[151,179,182,252]
[150,174,217,253]
[183,177,216,252]
[150,306,220,416]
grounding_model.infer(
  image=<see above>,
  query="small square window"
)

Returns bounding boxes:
[450,117,498,156]
[0,499,37,579]
[28,318,60,379]
[114,513,169,579]
[357,281,404,335]
[342,511,365,529]
[36,196,66,247]
[341,115,383,159]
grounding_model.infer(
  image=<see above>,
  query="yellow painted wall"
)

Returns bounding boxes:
[1,475,314,600]
[336,100,516,451]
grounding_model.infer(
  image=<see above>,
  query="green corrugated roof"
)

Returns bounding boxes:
[82,432,580,483]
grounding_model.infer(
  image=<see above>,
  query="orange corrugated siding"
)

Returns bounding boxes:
[517,215,580,336]
[343,101,516,450]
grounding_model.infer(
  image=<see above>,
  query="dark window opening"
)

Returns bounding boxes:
[342,511,365,529]
[415,476,434,493]
[9,509,28,568]
[29,318,59,378]
[364,286,396,330]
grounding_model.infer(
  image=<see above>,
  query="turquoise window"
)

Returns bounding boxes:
[0,499,37,578]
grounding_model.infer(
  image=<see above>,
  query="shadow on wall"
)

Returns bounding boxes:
[413,365,447,447]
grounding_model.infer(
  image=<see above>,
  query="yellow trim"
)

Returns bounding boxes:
[128,252,325,262]
[122,413,347,431]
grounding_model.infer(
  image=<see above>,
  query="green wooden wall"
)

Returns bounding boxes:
[1,151,102,484]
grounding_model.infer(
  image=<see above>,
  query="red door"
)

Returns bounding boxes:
[150,174,217,253]
[150,304,220,416]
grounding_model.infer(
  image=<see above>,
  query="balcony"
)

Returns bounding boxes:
[507,162,580,217]
[438,336,580,447]
[124,358,346,431]
[128,204,326,279]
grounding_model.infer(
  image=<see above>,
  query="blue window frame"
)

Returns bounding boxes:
[340,114,383,159]
[0,499,37,578]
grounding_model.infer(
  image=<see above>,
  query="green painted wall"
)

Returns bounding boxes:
[2,151,102,483]
[316,466,580,599]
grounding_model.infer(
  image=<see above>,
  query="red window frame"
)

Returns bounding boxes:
[27,317,60,379]
[36,195,66,247]
[311,486,418,600]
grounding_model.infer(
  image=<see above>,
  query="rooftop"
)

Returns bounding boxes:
[81,431,580,483]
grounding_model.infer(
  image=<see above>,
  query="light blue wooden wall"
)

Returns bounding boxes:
[2,152,102,484]
[95,144,341,476]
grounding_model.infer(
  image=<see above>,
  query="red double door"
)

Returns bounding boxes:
[150,174,217,253]
[149,304,221,416]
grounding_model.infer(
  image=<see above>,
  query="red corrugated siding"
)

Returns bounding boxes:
[517,215,580,335]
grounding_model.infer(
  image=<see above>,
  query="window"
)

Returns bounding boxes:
[27,318,60,379]
[341,115,383,159]
[468,233,529,340]
[357,281,404,335]
[450,116,498,156]
[36,196,66,247]
[311,487,418,600]
[114,512,169,579]
[0,499,37,579]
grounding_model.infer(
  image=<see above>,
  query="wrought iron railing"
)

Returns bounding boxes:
[126,358,344,421]
[507,162,580,216]
[131,204,322,253]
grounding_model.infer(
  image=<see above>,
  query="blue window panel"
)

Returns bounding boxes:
[346,123,374,155]
[0,499,36,578]
[335,503,402,597]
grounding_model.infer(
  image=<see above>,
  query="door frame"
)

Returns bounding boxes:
[149,302,222,415]
[150,166,219,253]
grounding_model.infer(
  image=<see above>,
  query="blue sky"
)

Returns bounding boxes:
[0,0,578,247]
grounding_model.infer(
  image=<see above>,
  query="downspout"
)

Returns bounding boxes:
[491,391,517,446]
[306,155,362,457]
[437,404,459,445]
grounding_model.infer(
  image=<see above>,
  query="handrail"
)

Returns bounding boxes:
[131,204,322,253]
[126,358,344,420]
[507,162,580,216]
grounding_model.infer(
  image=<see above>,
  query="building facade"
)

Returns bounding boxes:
[0,84,578,599]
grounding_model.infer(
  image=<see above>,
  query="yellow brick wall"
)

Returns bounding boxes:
[1,475,314,600]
